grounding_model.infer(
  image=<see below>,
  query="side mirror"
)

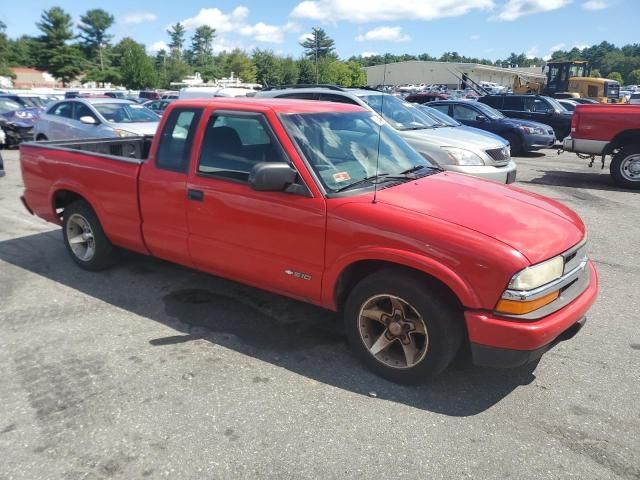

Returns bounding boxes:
[80,116,97,125]
[249,162,297,192]
[476,115,487,122]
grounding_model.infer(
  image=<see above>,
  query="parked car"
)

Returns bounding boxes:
[34,98,160,141]
[143,99,174,115]
[563,104,640,188]
[256,86,517,184]
[629,93,640,105]
[138,90,162,101]
[564,97,599,105]
[20,98,598,383]
[0,94,46,110]
[428,100,556,155]
[404,92,449,104]
[558,99,579,112]
[0,97,39,146]
[478,94,573,140]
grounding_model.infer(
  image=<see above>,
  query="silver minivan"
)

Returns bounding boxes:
[34,98,160,141]
[256,87,517,183]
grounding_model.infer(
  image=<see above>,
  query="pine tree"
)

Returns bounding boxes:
[77,9,115,71]
[167,23,186,59]
[113,38,156,89]
[36,7,82,84]
[300,28,335,60]
[190,26,216,69]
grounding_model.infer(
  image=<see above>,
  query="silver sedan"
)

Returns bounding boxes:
[34,98,160,141]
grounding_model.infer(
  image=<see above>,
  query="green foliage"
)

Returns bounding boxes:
[607,71,623,83]
[167,23,186,57]
[297,58,316,84]
[7,36,40,67]
[252,49,283,86]
[225,49,256,83]
[589,69,602,78]
[300,27,335,60]
[190,25,216,69]
[47,45,85,86]
[281,57,299,85]
[0,21,15,78]
[36,7,82,83]
[77,9,114,54]
[627,69,640,85]
[113,38,156,89]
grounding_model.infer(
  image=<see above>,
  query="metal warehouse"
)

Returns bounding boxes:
[363,61,546,88]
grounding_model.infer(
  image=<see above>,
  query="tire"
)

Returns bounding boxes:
[36,134,47,141]
[610,144,640,189]
[344,269,463,384]
[62,200,117,271]
[504,132,522,156]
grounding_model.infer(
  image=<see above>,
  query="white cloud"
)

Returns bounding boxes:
[356,26,410,42]
[573,43,590,50]
[298,32,313,43]
[494,0,571,21]
[526,46,539,59]
[550,42,566,52]
[148,40,169,53]
[179,7,294,44]
[361,51,378,57]
[582,0,609,9]
[470,34,481,40]
[123,12,157,24]
[290,0,493,23]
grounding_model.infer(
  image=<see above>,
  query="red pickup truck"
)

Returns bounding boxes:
[20,98,598,383]
[563,104,640,188]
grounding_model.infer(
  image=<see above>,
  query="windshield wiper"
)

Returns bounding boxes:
[400,165,427,175]
[334,173,409,193]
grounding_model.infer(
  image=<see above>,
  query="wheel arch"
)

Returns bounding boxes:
[50,183,103,225]
[607,130,640,152]
[327,250,479,312]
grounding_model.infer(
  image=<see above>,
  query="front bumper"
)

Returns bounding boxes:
[465,260,598,368]
[523,133,556,150]
[445,160,517,184]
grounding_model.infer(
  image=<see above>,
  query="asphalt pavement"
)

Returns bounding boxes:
[0,148,639,479]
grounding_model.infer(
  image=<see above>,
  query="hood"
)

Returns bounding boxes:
[375,172,585,264]
[499,117,553,130]
[112,122,159,136]
[400,125,508,150]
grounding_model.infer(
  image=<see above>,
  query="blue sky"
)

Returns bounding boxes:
[1,0,634,61]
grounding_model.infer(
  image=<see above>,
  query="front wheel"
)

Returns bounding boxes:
[62,200,117,271]
[344,269,463,384]
[610,145,640,189]
[504,132,522,156]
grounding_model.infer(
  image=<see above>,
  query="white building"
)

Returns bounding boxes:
[363,61,546,89]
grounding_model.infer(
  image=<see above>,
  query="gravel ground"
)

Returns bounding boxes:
[0,148,638,480]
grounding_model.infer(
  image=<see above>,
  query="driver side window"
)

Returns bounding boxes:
[74,104,98,123]
[452,105,478,121]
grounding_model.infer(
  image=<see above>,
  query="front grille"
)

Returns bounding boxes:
[486,146,510,164]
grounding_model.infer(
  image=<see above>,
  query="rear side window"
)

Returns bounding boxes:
[502,97,524,110]
[480,96,502,108]
[430,104,450,115]
[319,93,359,104]
[197,112,287,182]
[277,92,318,100]
[156,108,203,173]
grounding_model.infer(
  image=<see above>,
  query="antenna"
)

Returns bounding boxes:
[372,63,387,204]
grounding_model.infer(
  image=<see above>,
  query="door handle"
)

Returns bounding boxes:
[187,189,204,201]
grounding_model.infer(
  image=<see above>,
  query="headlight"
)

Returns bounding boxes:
[15,111,30,119]
[114,129,136,137]
[519,125,545,135]
[508,256,564,291]
[441,147,485,166]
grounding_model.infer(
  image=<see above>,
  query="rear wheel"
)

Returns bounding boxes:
[36,134,48,141]
[610,144,640,189]
[504,132,522,156]
[62,200,117,271]
[344,269,463,384]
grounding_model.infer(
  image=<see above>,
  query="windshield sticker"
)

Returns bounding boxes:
[333,172,351,183]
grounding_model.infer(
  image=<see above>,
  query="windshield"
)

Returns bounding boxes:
[473,102,504,119]
[0,99,23,114]
[358,94,440,130]
[418,105,461,126]
[280,111,434,193]
[19,96,44,108]
[93,103,159,123]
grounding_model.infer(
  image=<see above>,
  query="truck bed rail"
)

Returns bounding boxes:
[22,136,153,163]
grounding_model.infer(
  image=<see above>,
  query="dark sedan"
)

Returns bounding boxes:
[429,100,556,155]
[478,94,573,141]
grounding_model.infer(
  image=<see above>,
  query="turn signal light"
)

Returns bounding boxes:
[495,291,560,315]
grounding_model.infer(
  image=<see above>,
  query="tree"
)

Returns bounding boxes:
[0,21,14,78]
[77,9,115,70]
[252,49,282,87]
[607,71,624,83]
[346,60,366,86]
[7,36,40,67]
[167,22,186,58]
[36,7,82,83]
[297,58,315,84]
[113,38,156,89]
[190,25,216,69]
[281,57,299,85]
[225,49,256,83]
[627,69,640,85]
[300,27,336,82]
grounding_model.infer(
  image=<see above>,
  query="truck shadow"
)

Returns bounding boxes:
[523,169,636,193]
[0,230,539,417]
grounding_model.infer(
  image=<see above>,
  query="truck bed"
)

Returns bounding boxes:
[24,136,154,162]
[20,137,151,254]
